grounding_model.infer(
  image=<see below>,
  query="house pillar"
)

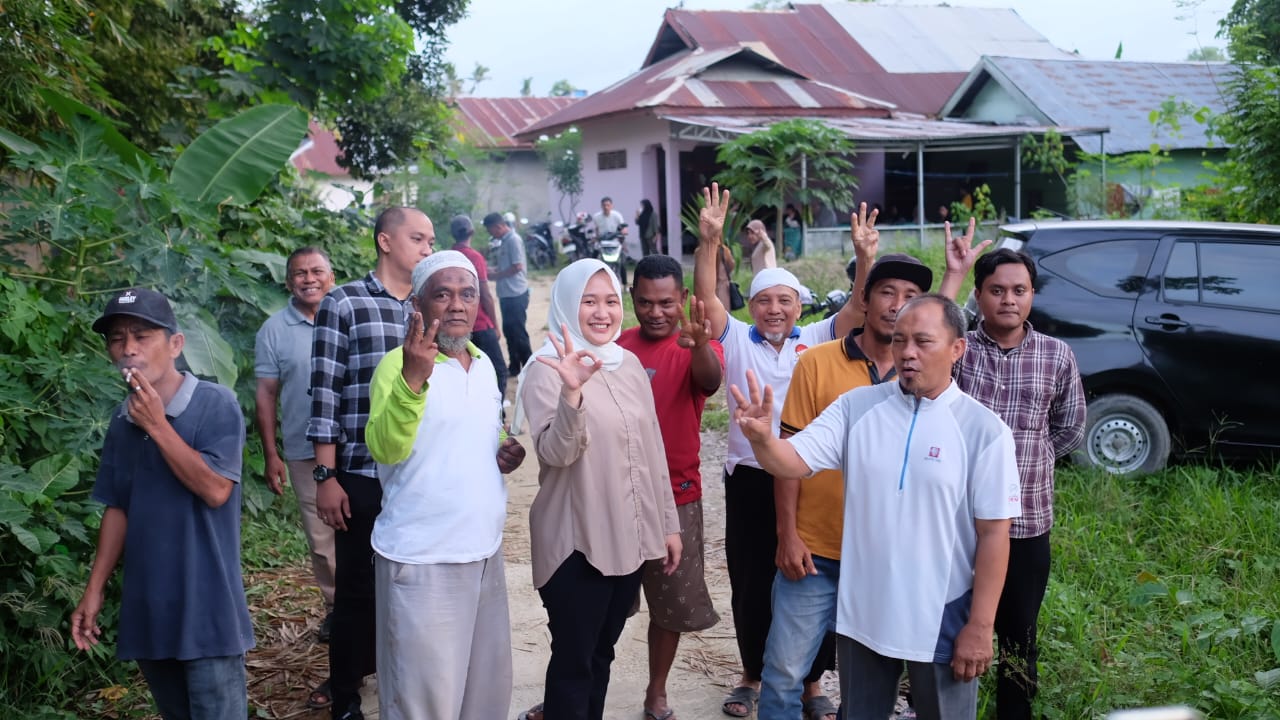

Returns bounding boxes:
[916,142,926,247]
[1014,138,1023,220]
[664,137,682,260]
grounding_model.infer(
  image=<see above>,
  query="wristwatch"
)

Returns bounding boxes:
[312,464,337,483]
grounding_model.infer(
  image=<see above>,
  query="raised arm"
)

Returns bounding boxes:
[729,370,813,479]
[678,298,724,394]
[693,183,731,340]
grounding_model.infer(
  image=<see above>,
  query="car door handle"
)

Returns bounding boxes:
[1144,315,1189,329]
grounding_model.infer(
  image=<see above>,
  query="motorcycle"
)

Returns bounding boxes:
[598,222,629,286]
[799,286,850,320]
[561,212,598,262]
[523,216,557,269]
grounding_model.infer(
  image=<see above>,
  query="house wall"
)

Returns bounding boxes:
[578,114,675,257]
[963,81,1044,124]
[467,150,559,222]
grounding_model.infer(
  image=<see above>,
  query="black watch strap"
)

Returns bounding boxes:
[312,464,337,483]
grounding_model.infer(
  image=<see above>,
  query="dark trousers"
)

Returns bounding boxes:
[499,291,532,374]
[329,473,382,718]
[538,551,643,720]
[471,327,508,395]
[995,532,1052,720]
[724,465,779,682]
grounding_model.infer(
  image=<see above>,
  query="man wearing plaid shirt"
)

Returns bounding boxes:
[308,206,436,720]
[941,242,1085,720]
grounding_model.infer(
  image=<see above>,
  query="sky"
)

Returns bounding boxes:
[445,0,1235,97]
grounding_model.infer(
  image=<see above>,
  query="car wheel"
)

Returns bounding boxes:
[1073,393,1171,474]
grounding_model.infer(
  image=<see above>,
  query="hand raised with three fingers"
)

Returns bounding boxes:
[401,312,440,393]
[850,201,880,259]
[677,297,714,350]
[729,369,775,444]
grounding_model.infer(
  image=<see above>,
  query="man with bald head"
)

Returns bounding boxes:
[692,184,874,716]
[309,206,434,720]
[732,294,1021,720]
[366,251,525,720]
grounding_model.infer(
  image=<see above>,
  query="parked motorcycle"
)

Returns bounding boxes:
[523,216,557,269]
[561,212,598,262]
[598,222,629,286]
[799,286,850,320]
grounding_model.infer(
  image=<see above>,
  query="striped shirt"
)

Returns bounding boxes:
[954,322,1086,537]
[307,273,412,479]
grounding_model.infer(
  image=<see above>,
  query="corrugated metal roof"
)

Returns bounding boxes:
[520,45,894,137]
[822,4,1076,74]
[454,97,580,149]
[644,4,1073,115]
[660,113,1106,151]
[952,57,1234,154]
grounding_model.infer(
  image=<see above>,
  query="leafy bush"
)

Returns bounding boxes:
[0,111,370,713]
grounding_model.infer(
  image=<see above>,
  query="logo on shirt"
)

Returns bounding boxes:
[645,367,657,382]
[795,344,808,355]
[925,446,942,462]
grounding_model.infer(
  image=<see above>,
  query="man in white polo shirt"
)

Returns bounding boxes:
[731,294,1021,720]
[692,183,875,717]
[365,251,526,720]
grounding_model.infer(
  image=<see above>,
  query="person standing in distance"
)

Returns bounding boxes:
[484,212,532,377]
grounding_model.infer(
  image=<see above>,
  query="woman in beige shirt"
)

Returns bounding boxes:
[514,258,681,720]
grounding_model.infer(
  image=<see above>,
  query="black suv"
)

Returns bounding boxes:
[965,220,1280,474]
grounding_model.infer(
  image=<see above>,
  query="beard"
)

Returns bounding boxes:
[437,333,472,355]
[761,330,786,344]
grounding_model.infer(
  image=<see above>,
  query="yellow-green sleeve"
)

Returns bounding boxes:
[365,347,427,465]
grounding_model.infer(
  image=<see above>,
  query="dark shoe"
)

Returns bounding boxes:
[318,611,333,643]
[333,699,363,720]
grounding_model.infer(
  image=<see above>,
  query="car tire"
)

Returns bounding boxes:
[1073,393,1171,475]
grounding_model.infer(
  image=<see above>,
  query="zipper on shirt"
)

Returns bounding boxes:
[898,397,921,495]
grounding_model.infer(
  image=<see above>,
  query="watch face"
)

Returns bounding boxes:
[313,465,331,482]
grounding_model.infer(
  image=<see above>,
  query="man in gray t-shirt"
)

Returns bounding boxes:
[484,212,532,375]
[254,247,338,649]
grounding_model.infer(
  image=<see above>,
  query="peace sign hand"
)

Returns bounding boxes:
[537,324,604,392]
[729,369,775,444]
[943,216,993,276]
[677,297,713,350]
[699,182,730,245]
[401,312,439,393]
[850,201,880,260]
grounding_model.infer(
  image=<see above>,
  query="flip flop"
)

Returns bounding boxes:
[306,678,332,709]
[721,686,758,718]
[803,694,838,720]
[517,702,543,720]
[644,708,675,720]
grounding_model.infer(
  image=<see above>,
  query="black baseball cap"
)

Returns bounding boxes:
[92,288,178,334]
[864,253,933,296]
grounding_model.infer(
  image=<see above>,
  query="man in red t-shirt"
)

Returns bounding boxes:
[618,254,724,720]
[450,215,508,397]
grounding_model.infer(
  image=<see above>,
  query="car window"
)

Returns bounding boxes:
[1040,239,1156,298]
[1163,241,1199,303]
[1199,242,1280,312]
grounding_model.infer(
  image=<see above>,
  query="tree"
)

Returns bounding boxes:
[536,127,584,220]
[1186,45,1227,61]
[713,118,859,239]
[521,77,534,97]
[549,79,580,97]
[1211,0,1280,222]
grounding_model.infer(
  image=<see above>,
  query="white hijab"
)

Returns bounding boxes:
[510,259,625,433]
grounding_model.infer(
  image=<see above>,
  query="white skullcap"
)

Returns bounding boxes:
[748,267,804,300]
[411,250,477,296]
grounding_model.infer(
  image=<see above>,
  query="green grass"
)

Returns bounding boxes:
[1018,462,1280,718]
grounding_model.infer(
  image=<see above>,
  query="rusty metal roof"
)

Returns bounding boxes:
[519,44,895,137]
[944,56,1234,154]
[292,120,347,177]
[454,97,580,149]
[642,4,1074,115]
